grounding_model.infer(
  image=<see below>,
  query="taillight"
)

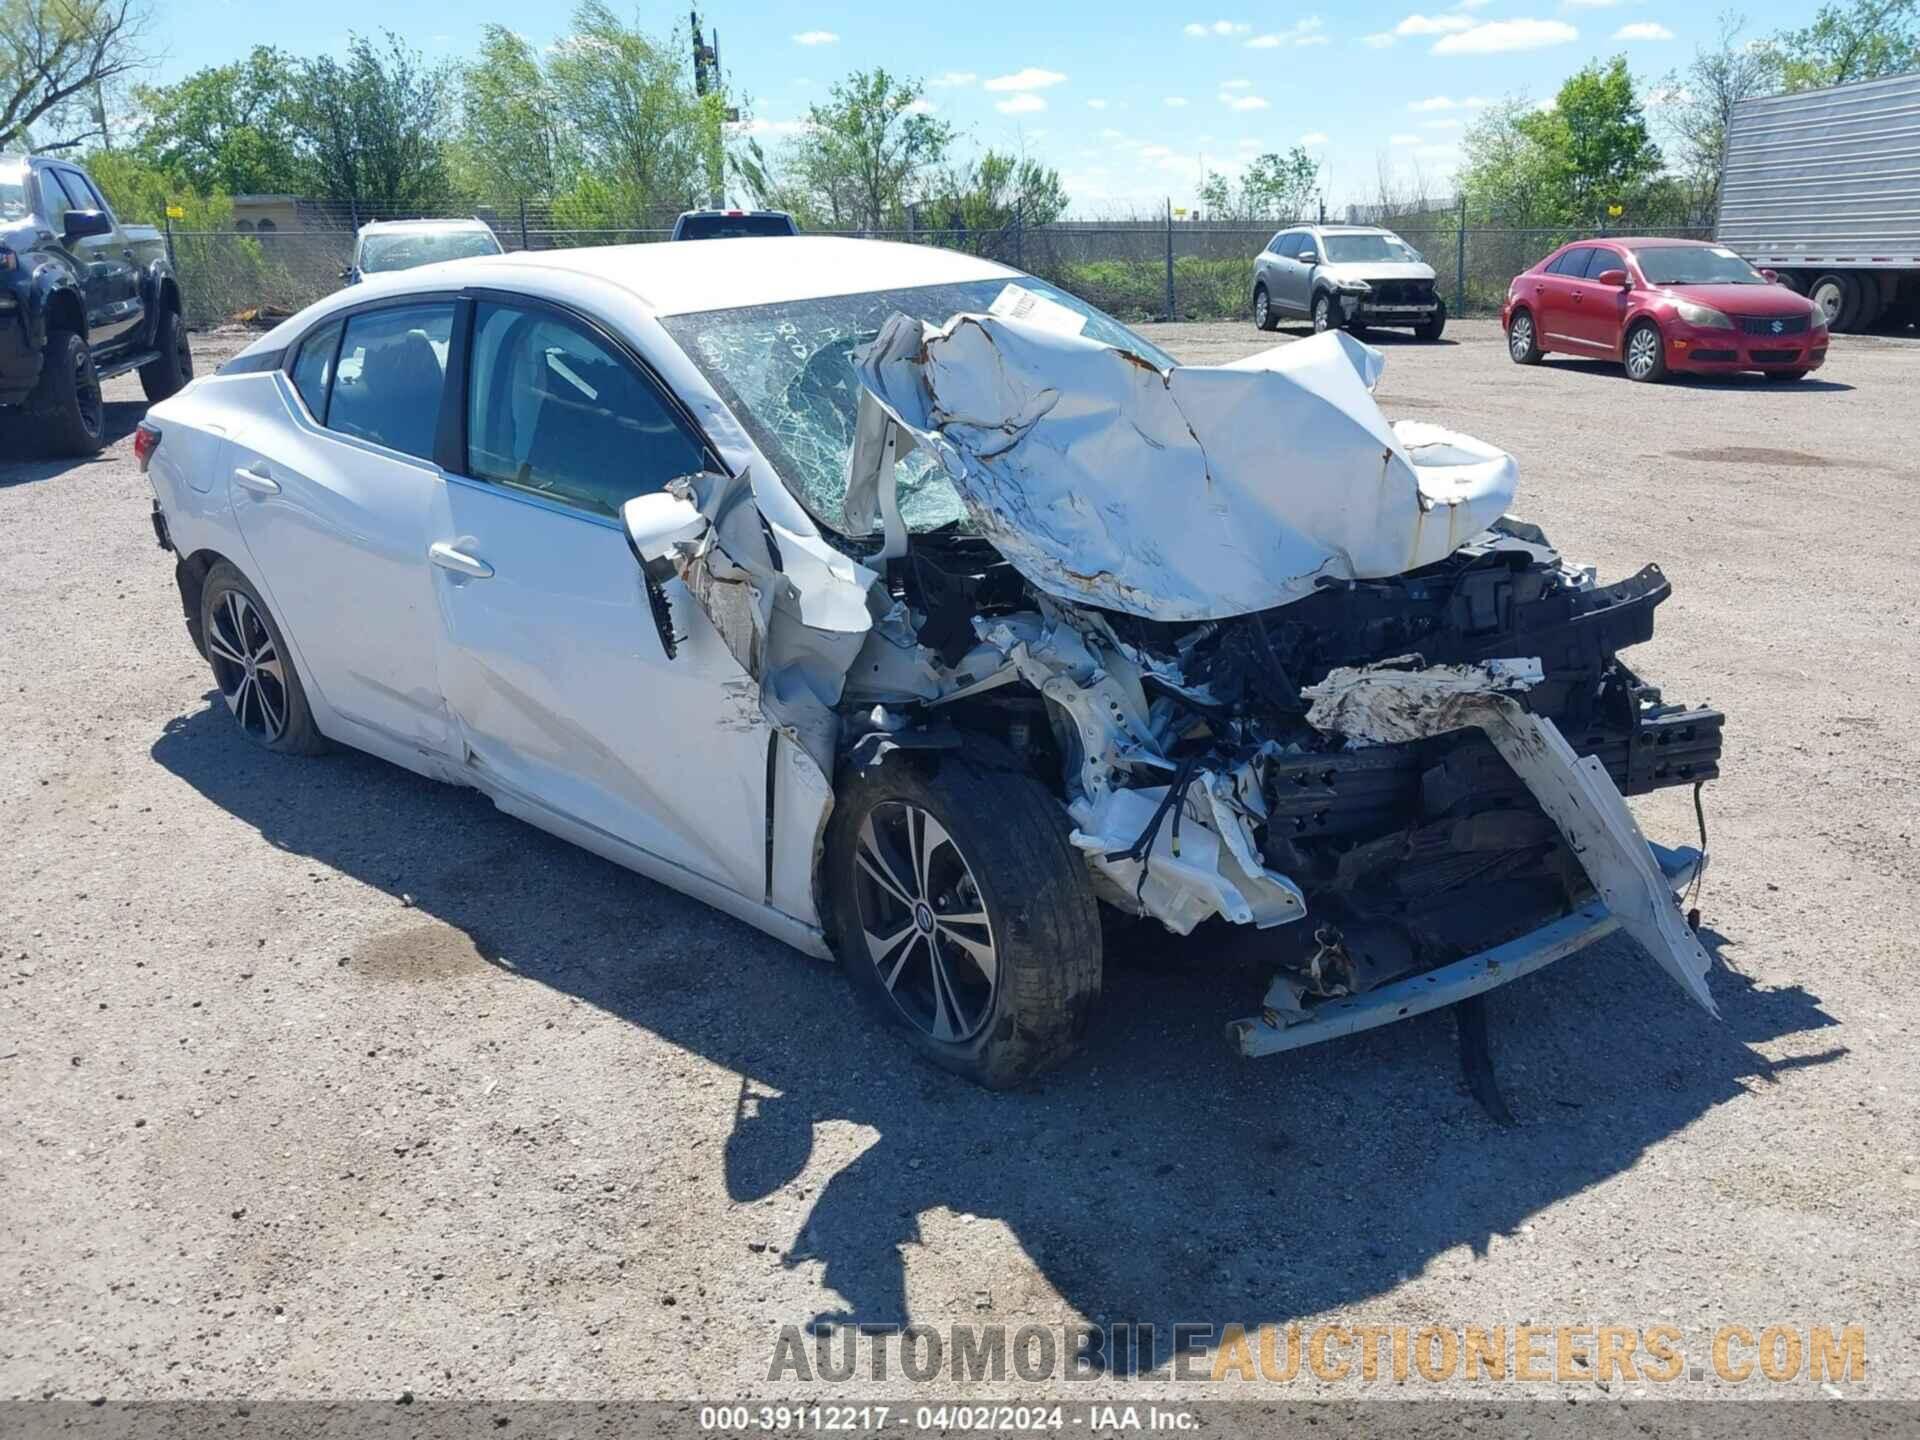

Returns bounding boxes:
[133,421,161,472]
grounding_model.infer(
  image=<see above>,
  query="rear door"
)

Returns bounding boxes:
[1534,247,1595,352]
[429,292,778,896]
[226,298,460,757]
[1273,230,1311,313]
[1567,244,1630,350]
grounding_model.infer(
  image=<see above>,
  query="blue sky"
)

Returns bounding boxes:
[153,1,1815,214]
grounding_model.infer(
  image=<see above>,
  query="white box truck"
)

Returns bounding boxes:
[1716,70,1920,333]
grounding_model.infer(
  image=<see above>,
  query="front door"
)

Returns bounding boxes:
[1567,245,1631,351]
[430,295,775,896]
[227,299,459,757]
[44,166,140,349]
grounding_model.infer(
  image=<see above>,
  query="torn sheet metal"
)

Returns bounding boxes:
[1301,660,1719,1016]
[647,469,881,778]
[850,311,1517,622]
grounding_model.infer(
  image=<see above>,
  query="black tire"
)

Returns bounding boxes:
[825,747,1102,1088]
[1809,272,1858,332]
[1311,291,1340,334]
[1253,283,1278,331]
[198,561,328,756]
[1416,301,1447,342]
[1852,278,1886,331]
[1623,319,1669,383]
[1764,369,1811,383]
[29,329,104,457]
[140,307,194,402]
[1506,307,1542,364]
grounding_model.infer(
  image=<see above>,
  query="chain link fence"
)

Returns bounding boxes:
[164,214,1715,331]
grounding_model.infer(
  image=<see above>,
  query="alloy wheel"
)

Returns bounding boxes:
[1509,315,1533,360]
[73,350,102,438]
[1254,290,1269,328]
[1626,327,1660,380]
[1313,297,1332,332]
[206,588,289,743]
[852,801,999,1043]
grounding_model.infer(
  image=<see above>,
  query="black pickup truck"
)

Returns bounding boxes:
[0,154,193,456]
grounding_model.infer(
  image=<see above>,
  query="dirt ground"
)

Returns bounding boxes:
[2,317,1916,1404]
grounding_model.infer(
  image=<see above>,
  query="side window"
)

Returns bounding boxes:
[1550,247,1594,276]
[39,169,76,233]
[326,303,454,461]
[73,171,113,218]
[289,319,343,422]
[1581,248,1621,278]
[1277,231,1304,259]
[464,301,708,519]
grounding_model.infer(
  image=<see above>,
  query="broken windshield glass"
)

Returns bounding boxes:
[661,276,1176,536]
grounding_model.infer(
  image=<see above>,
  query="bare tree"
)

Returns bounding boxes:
[1653,11,1783,223]
[0,0,151,153]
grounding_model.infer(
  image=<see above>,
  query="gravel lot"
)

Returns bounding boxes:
[2,317,1916,1404]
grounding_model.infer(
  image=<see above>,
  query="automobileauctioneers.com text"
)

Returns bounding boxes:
[767,1322,1865,1386]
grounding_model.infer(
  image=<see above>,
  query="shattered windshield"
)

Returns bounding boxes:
[0,161,30,222]
[1323,233,1421,263]
[1632,245,1767,286]
[358,228,502,273]
[660,276,1177,535]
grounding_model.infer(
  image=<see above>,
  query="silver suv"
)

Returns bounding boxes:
[1252,224,1446,340]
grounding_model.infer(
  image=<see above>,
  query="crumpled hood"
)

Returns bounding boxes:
[1318,260,1436,285]
[849,308,1517,622]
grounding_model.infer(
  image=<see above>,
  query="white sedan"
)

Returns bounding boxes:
[140,237,1724,1092]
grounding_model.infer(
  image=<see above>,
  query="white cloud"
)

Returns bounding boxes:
[1397,12,1474,34]
[1164,96,1190,107]
[726,117,812,138]
[1300,131,1329,145]
[931,71,977,87]
[1086,97,1110,109]
[1433,18,1578,52]
[1184,19,1252,36]
[1614,21,1675,39]
[1139,144,1176,161]
[1421,117,1464,129]
[984,67,1068,91]
[1563,0,1628,7]
[995,93,1048,114]
[1454,0,1492,9]
[1220,92,1271,110]
[1408,94,1490,110]
[1363,32,1397,47]
[1390,132,1424,144]
[1220,77,1254,89]
[790,30,837,45]
[1246,16,1326,47]
[905,98,938,114]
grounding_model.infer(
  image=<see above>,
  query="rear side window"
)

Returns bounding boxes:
[1548,247,1594,276]
[326,303,454,461]
[289,320,342,421]
[465,301,708,518]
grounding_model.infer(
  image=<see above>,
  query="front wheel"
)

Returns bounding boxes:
[826,749,1102,1088]
[1311,292,1340,333]
[1624,321,1668,383]
[140,308,194,402]
[1416,302,1447,342]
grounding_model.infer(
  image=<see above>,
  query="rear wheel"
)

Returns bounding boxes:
[198,561,328,755]
[1507,308,1542,364]
[827,748,1102,1088]
[1624,320,1668,383]
[1253,283,1277,331]
[1808,273,1858,332]
[1851,278,1886,331]
[29,330,104,457]
[139,307,194,402]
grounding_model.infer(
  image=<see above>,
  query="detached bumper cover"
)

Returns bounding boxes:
[1230,842,1703,1057]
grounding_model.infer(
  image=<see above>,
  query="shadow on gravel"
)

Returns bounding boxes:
[0,400,147,485]
[1270,325,1459,347]
[152,698,1845,1376]
[1545,358,1855,393]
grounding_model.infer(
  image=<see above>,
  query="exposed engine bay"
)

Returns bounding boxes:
[625,294,1726,1054]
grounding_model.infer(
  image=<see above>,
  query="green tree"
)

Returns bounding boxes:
[1654,12,1784,223]
[792,70,954,229]
[0,0,150,153]
[1767,0,1920,90]
[928,149,1068,230]
[546,2,723,220]
[1197,147,1320,221]
[451,25,564,202]
[130,47,303,195]
[294,32,454,210]
[1460,59,1665,226]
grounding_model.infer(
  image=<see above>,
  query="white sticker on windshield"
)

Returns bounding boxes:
[1711,247,1741,259]
[989,283,1088,338]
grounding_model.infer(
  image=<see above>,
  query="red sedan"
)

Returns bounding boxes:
[1501,238,1828,382]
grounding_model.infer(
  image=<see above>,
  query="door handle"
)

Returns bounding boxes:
[429,541,494,580]
[231,463,280,496]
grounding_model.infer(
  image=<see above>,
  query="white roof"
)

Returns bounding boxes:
[450,236,1017,316]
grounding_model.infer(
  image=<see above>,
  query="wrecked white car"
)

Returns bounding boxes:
[142,238,1724,1093]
